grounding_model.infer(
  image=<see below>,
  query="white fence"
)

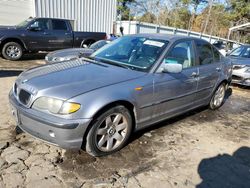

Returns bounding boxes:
[115,21,240,45]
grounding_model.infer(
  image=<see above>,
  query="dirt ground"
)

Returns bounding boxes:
[0,56,250,188]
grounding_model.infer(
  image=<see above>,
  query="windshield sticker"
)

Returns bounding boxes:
[143,40,164,47]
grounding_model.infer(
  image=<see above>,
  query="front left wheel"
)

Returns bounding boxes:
[85,105,133,157]
[2,42,23,60]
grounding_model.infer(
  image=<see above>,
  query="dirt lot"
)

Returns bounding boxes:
[0,56,250,188]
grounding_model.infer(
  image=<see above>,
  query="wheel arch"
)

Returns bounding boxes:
[81,100,137,149]
[0,37,27,51]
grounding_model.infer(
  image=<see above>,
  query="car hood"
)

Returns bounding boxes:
[47,48,94,57]
[16,59,145,100]
[0,26,17,30]
[228,56,250,66]
[46,48,94,63]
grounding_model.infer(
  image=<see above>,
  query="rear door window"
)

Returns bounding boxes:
[195,40,214,65]
[51,20,68,30]
[212,46,221,61]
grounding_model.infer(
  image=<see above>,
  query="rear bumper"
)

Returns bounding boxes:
[9,91,92,149]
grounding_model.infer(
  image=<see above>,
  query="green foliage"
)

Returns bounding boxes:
[117,0,135,20]
[227,0,250,22]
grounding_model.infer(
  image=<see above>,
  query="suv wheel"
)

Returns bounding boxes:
[209,83,226,110]
[86,105,133,157]
[2,42,23,60]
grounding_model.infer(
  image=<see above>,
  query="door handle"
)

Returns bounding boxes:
[216,67,221,72]
[43,32,50,35]
[65,32,71,35]
[191,72,199,78]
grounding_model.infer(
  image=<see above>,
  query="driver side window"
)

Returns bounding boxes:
[164,41,195,69]
[30,19,49,30]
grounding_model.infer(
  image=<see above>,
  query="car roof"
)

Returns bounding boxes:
[35,17,72,21]
[128,33,203,42]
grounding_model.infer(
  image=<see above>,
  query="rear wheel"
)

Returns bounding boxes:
[86,105,132,157]
[2,42,23,60]
[209,83,226,110]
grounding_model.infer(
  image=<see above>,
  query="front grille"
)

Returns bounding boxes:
[18,89,31,105]
[232,75,243,81]
[233,65,244,70]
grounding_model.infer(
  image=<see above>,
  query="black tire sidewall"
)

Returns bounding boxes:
[209,83,226,110]
[86,105,133,157]
[2,42,23,60]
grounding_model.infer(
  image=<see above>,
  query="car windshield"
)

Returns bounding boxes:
[90,36,168,72]
[16,18,33,28]
[228,46,244,57]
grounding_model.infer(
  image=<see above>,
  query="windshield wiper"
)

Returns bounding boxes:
[95,58,131,70]
[82,57,108,67]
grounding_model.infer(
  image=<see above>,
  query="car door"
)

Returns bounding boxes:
[194,39,223,103]
[24,19,53,51]
[152,40,198,120]
[50,19,73,50]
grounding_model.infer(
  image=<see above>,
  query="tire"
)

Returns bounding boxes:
[15,126,24,134]
[209,83,226,110]
[86,105,133,157]
[2,42,23,60]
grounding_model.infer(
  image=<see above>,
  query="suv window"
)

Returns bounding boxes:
[164,40,195,69]
[51,20,68,30]
[195,40,213,65]
[242,47,250,58]
[212,46,221,61]
[30,19,49,30]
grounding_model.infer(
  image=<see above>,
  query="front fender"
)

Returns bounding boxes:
[0,36,28,50]
[67,75,153,124]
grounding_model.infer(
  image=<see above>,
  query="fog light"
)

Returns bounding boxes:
[49,130,55,138]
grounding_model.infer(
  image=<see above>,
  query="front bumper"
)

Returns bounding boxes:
[232,70,250,86]
[9,91,92,149]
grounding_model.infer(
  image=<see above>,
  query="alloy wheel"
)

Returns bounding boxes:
[95,113,128,152]
[212,84,225,107]
[6,45,21,58]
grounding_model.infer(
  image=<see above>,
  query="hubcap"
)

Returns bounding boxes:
[96,113,128,152]
[6,46,21,58]
[213,85,225,107]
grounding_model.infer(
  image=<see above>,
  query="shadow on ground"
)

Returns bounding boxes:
[0,70,22,77]
[20,52,47,60]
[197,146,250,188]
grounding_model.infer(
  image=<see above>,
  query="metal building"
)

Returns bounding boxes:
[0,0,117,33]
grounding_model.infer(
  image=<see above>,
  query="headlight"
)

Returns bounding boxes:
[32,97,81,114]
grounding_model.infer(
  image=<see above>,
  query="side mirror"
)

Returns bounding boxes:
[162,63,182,73]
